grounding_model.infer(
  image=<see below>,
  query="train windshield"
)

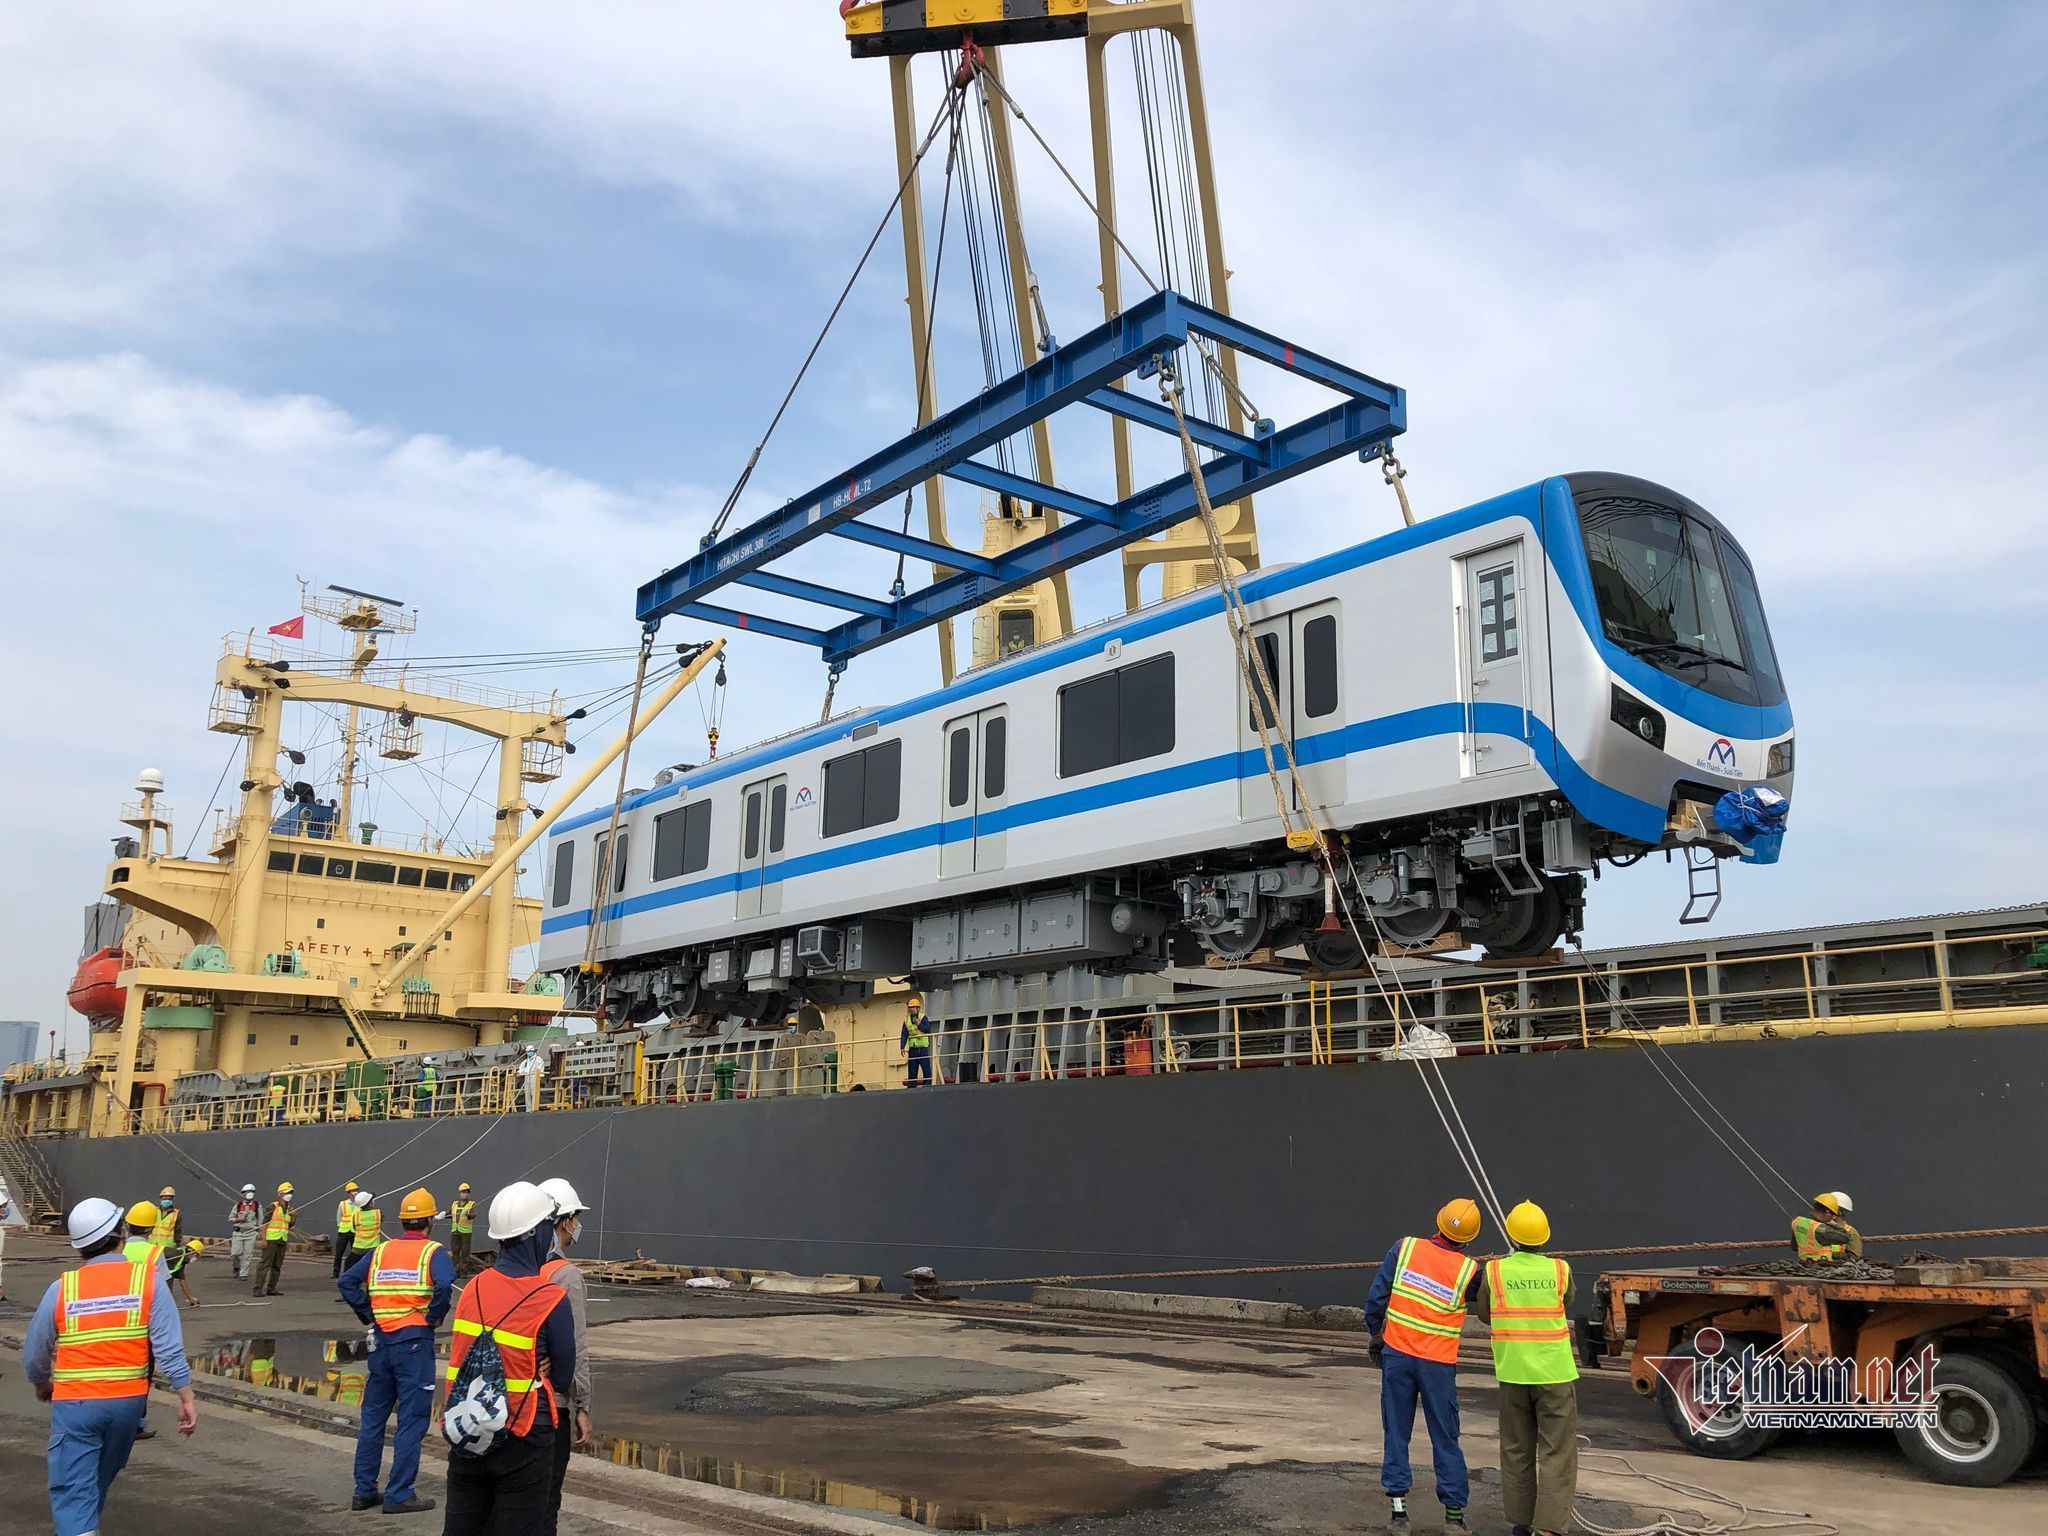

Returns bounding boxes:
[1575,483,1785,708]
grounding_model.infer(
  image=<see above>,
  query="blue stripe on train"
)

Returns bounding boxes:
[540,703,1665,936]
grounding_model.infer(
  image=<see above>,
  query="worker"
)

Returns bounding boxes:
[252,1181,295,1296]
[340,1186,453,1515]
[150,1186,181,1252]
[24,1198,198,1536]
[900,996,932,1088]
[1364,1199,1484,1529]
[441,1182,576,1536]
[1792,1192,1862,1261]
[229,1182,262,1279]
[166,1237,205,1307]
[516,1044,546,1112]
[268,1075,287,1126]
[416,1055,439,1115]
[334,1179,362,1280]
[352,1188,384,1257]
[120,1201,174,1440]
[1476,1201,1580,1536]
[0,1170,12,1303]
[448,1182,477,1274]
[536,1177,595,1536]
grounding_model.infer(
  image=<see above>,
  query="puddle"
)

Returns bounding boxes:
[199,1333,380,1403]
[589,1433,1011,1530]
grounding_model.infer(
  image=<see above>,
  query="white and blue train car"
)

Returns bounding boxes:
[541,473,1792,1022]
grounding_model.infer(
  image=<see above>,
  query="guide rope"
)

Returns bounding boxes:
[1572,1441,1841,1536]
[580,627,657,983]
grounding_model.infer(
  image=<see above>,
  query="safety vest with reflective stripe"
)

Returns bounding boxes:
[449,1199,475,1236]
[122,1236,156,1265]
[269,1080,286,1104]
[51,1259,156,1401]
[904,1016,930,1049]
[337,1197,358,1236]
[1791,1215,1844,1261]
[352,1207,384,1251]
[1380,1235,1477,1365]
[150,1209,178,1249]
[264,1201,293,1241]
[445,1268,566,1437]
[1485,1251,1578,1385]
[366,1235,443,1332]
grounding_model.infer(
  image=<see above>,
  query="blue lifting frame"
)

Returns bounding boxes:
[637,288,1406,667]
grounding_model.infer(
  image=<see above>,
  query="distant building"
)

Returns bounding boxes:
[0,1020,38,1074]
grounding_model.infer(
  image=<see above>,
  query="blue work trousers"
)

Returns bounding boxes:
[1379,1346,1468,1510]
[355,1331,437,1506]
[906,1045,932,1086]
[47,1394,148,1536]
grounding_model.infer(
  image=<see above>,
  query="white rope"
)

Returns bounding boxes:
[1572,1440,1841,1535]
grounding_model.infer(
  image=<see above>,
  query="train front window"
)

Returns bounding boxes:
[1579,495,1783,708]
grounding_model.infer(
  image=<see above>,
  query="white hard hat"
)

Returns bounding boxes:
[241,1183,256,1193]
[68,1197,124,1250]
[422,1055,436,1064]
[486,1180,557,1241]
[1829,1191,1854,1215]
[353,1189,372,1207]
[537,1176,588,1216]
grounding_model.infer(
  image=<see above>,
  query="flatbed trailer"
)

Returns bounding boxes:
[1596,1260,2048,1486]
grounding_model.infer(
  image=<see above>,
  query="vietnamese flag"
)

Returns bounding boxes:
[267,616,305,639]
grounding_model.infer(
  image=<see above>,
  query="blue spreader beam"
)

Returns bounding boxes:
[637,289,1405,666]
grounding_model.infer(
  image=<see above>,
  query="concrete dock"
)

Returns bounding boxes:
[3,1232,2044,1534]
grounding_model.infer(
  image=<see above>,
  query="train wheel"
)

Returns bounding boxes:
[1892,1350,2037,1487]
[1372,906,1452,945]
[1653,1333,1784,1460]
[1476,880,1567,961]
[1303,929,1367,971]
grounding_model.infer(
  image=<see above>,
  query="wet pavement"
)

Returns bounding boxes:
[5,1230,2048,1534]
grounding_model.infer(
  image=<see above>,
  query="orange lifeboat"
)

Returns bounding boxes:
[67,946,128,1024]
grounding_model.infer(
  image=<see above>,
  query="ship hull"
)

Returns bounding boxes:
[39,1026,2048,1306]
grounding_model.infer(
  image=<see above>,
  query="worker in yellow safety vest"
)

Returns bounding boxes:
[1792,1192,1862,1261]
[351,1189,384,1257]
[1476,1201,1580,1536]
[120,1202,174,1440]
[1363,1199,1484,1528]
[268,1076,287,1126]
[448,1182,477,1274]
[252,1182,295,1296]
[333,1180,361,1280]
[149,1187,181,1252]
[340,1188,451,1514]
[900,995,933,1087]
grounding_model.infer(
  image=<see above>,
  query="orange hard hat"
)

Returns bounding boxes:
[1436,1198,1483,1244]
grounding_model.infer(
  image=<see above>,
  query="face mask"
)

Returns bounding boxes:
[562,1217,583,1249]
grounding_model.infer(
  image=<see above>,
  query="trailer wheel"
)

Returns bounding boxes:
[1653,1333,1784,1460]
[1892,1350,2037,1487]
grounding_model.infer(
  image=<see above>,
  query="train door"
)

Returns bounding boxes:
[1459,546,1533,774]
[736,775,788,919]
[1238,602,1345,819]
[939,705,1009,877]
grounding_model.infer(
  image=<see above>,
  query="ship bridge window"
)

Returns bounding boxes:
[652,801,712,881]
[297,853,325,876]
[822,738,903,838]
[327,858,353,879]
[267,851,294,873]
[451,873,475,893]
[1059,653,1176,777]
[397,865,422,888]
[355,861,397,884]
[424,869,451,891]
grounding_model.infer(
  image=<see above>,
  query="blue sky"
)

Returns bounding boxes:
[3,2,2044,1041]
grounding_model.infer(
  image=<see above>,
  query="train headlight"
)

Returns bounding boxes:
[1609,686,1666,750]
[1768,738,1795,776]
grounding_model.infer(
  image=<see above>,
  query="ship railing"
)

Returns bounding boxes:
[220,633,563,718]
[97,925,2048,1133]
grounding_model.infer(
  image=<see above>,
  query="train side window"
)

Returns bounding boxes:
[742,792,762,860]
[1248,633,1283,730]
[1060,654,1174,776]
[983,716,1007,800]
[822,739,902,837]
[551,841,576,907]
[1302,615,1339,718]
[1477,565,1518,662]
[948,726,972,809]
[654,801,714,881]
[769,783,787,854]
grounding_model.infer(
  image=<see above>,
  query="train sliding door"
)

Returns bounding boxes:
[939,706,1009,877]
[1459,545,1534,774]
[736,775,788,918]
[1238,601,1345,818]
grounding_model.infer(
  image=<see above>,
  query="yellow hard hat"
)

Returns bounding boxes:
[345,1180,359,1193]
[159,1186,176,1200]
[399,1188,437,1221]
[1505,1200,1552,1248]
[1436,1198,1482,1244]
[186,1238,206,1254]
[907,995,923,1011]
[1813,1191,1844,1215]
[457,1182,471,1193]
[277,1181,294,1195]
[127,1200,161,1227]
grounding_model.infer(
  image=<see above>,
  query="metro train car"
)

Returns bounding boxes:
[540,472,1793,1024]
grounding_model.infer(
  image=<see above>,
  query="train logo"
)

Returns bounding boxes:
[1699,737,1740,775]
[794,786,815,807]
